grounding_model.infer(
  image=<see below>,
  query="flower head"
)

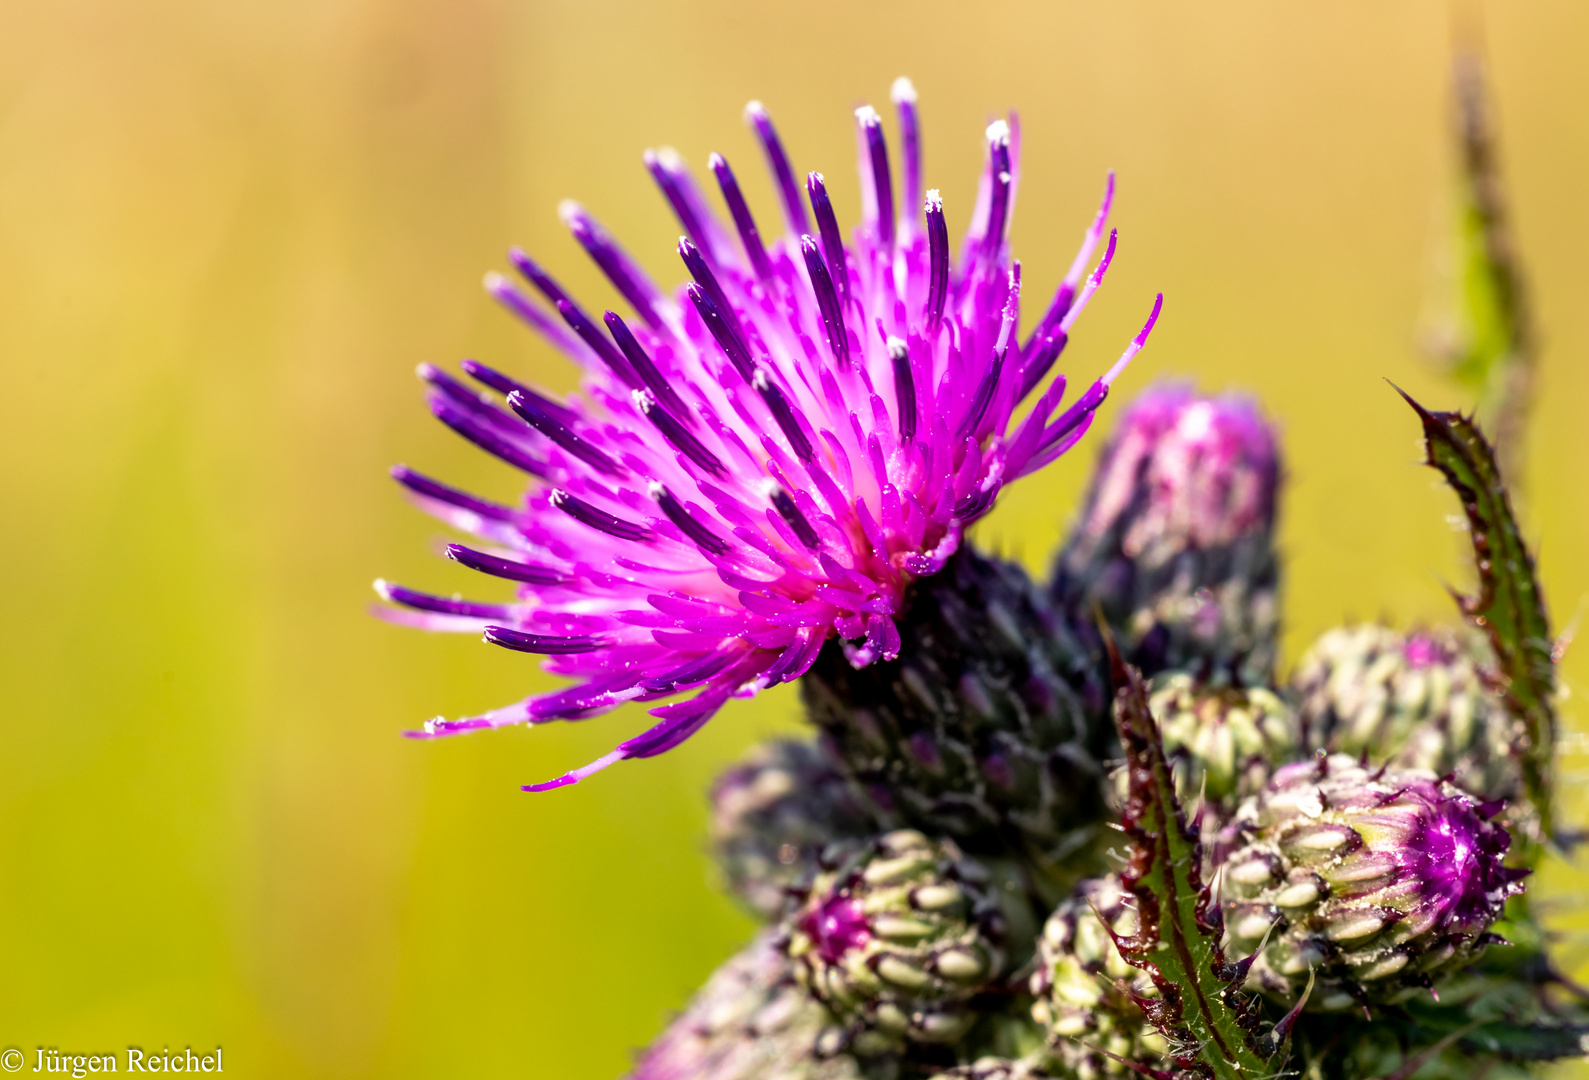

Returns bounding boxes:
[786,830,1003,1052]
[1219,755,1526,1009]
[1148,673,1296,804]
[378,80,1161,790]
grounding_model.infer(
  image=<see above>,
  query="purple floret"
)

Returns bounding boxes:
[801,895,872,964]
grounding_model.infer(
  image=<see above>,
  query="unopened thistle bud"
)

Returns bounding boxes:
[627,930,865,1080]
[711,739,885,919]
[1029,875,1166,1080]
[1292,624,1521,803]
[1219,755,1526,1011]
[786,830,1006,1054]
[1053,385,1281,686]
[1150,673,1296,805]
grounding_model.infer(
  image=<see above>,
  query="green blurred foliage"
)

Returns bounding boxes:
[1,1,1588,1077]
[1451,180,1516,392]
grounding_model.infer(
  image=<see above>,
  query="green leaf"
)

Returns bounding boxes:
[1398,996,1589,1063]
[1397,389,1556,838]
[1460,1020,1589,1061]
[1105,643,1291,1080]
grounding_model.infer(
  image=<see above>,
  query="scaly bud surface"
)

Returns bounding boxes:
[711,739,887,919]
[786,831,1007,1055]
[1151,673,1296,806]
[1219,755,1526,1010]
[803,548,1110,891]
[628,930,868,1080]
[1053,385,1280,685]
[1292,624,1521,803]
[1029,875,1166,1080]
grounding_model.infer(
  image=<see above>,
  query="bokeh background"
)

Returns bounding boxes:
[3,0,1588,1076]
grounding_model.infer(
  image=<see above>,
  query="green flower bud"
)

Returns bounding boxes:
[1219,755,1526,1011]
[1292,624,1521,803]
[1149,673,1296,804]
[628,930,869,1080]
[787,831,1006,1053]
[711,739,886,919]
[1029,875,1167,1080]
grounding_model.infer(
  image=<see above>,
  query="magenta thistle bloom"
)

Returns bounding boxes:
[377,78,1162,790]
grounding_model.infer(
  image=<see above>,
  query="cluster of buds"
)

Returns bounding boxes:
[1218,755,1527,1010]
[784,831,1007,1055]
[380,72,1561,1080]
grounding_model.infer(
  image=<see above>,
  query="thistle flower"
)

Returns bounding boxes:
[710,739,886,919]
[1053,385,1280,684]
[376,79,1161,790]
[627,929,863,1080]
[1292,624,1521,803]
[1219,755,1526,1011]
[786,830,1008,1054]
[1029,875,1167,1080]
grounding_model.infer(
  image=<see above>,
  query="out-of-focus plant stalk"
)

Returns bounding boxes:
[1429,43,1536,485]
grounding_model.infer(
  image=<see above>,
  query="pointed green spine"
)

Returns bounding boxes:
[1105,645,1294,1080]
[1399,390,1555,840]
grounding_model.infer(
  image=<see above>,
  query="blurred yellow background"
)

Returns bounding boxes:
[3,0,1588,1076]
